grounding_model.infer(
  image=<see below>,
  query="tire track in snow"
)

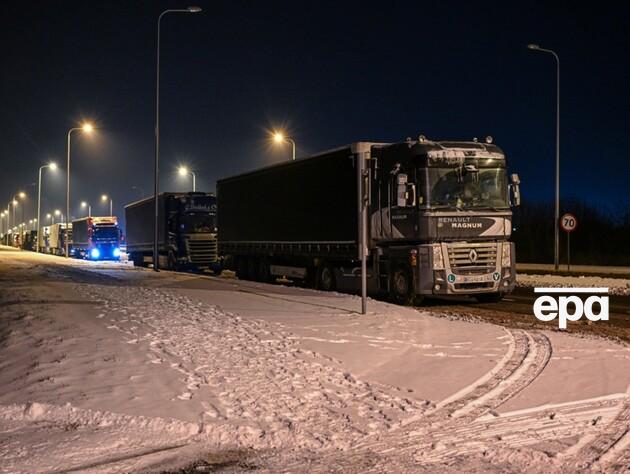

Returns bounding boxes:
[341,330,552,464]
[567,396,630,470]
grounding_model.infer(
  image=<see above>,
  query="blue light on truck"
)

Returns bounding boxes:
[113,247,121,258]
[90,248,100,259]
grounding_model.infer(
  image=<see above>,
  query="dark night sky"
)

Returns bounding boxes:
[1,0,628,230]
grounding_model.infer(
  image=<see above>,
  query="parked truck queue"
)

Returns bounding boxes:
[3,135,521,305]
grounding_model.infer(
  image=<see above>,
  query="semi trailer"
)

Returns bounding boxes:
[218,137,521,304]
[47,223,72,256]
[71,216,121,260]
[125,192,219,271]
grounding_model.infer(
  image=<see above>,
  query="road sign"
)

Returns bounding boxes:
[560,213,578,233]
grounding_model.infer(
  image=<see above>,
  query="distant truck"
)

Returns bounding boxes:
[218,137,521,304]
[125,192,219,271]
[47,223,72,256]
[71,216,122,260]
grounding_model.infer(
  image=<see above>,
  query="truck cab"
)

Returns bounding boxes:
[370,137,520,303]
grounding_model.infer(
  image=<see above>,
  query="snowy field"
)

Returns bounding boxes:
[0,249,629,473]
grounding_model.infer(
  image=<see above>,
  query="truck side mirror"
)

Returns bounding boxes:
[510,173,521,207]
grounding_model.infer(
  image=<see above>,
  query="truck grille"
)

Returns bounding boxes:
[446,242,497,275]
[186,237,218,266]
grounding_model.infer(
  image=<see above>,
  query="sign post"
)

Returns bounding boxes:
[560,213,578,271]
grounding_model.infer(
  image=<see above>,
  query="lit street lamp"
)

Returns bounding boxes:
[272,131,296,160]
[101,194,113,216]
[36,162,57,252]
[46,213,53,225]
[178,166,196,192]
[527,43,560,271]
[66,123,94,257]
[7,192,26,236]
[154,6,202,272]
[54,209,63,225]
[81,201,92,217]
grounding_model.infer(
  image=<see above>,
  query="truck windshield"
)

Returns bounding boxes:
[94,226,120,240]
[181,212,217,233]
[428,167,509,209]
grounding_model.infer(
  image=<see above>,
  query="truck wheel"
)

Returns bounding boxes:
[167,251,178,271]
[246,257,259,281]
[475,293,504,303]
[258,258,272,283]
[236,257,249,280]
[390,266,414,305]
[316,265,336,291]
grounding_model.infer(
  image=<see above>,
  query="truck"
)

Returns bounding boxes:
[71,216,122,260]
[48,223,72,256]
[125,192,219,271]
[217,136,521,304]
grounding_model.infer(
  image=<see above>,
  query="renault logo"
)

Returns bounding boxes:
[469,249,478,262]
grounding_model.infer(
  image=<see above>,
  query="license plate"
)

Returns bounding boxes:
[458,274,491,283]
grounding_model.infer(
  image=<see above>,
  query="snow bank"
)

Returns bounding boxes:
[516,273,630,295]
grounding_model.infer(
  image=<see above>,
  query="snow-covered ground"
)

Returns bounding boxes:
[516,273,630,295]
[1,249,629,472]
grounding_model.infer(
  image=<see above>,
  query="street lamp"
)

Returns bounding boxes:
[272,131,296,160]
[81,201,92,217]
[101,194,113,216]
[54,209,63,225]
[36,162,57,252]
[178,166,196,192]
[528,43,560,271]
[46,213,53,225]
[154,6,202,272]
[66,122,94,258]
[7,192,26,236]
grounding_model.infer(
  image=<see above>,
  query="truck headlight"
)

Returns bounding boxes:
[90,248,100,259]
[432,245,444,269]
[501,243,511,267]
[113,247,121,258]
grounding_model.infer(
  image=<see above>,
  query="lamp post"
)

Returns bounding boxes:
[178,166,196,192]
[528,43,560,271]
[46,213,53,225]
[101,194,112,216]
[154,6,203,272]
[66,123,94,257]
[36,162,57,252]
[272,131,296,160]
[81,201,92,217]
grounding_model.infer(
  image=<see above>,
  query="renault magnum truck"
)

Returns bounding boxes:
[71,216,122,260]
[125,192,219,271]
[218,136,521,304]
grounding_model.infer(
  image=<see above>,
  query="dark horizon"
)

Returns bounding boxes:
[2,1,629,229]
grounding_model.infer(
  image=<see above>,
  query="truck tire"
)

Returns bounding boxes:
[390,266,414,305]
[258,257,272,283]
[475,293,504,303]
[316,264,336,291]
[167,251,178,271]
[236,257,249,280]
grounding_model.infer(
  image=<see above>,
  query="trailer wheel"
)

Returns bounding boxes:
[236,257,249,280]
[390,266,414,305]
[258,258,272,283]
[247,257,259,281]
[167,251,178,271]
[316,265,336,291]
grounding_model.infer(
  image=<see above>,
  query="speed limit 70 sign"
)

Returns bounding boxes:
[561,213,578,233]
